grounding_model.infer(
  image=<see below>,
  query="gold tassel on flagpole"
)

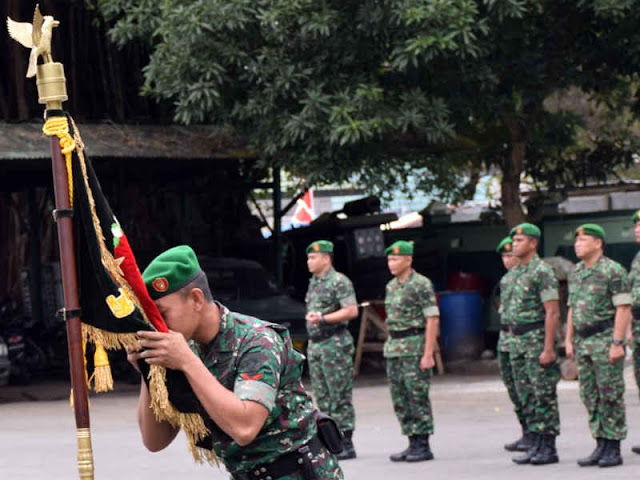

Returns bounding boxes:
[92,343,113,393]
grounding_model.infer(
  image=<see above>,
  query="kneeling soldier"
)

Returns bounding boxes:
[566,224,631,468]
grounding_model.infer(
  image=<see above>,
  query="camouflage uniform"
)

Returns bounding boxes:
[505,255,561,436]
[568,256,631,441]
[629,252,640,399]
[192,304,343,479]
[384,270,439,436]
[305,267,357,433]
[497,268,526,429]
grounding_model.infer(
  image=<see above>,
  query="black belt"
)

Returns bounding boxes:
[576,318,614,339]
[388,327,424,339]
[309,325,346,342]
[510,321,545,336]
[233,435,325,480]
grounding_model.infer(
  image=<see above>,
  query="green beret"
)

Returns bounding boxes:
[509,223,541,238]
[385,240,414,256]
[306,240,334,254]
[143,245,202,300]
[575,223,606,241]
[632,209,640,223]
[496,237,513,254]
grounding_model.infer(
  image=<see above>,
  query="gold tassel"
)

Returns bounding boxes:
[92,343,113,393]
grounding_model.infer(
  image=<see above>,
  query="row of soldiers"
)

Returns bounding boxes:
[304,239,439,463]
[496,217,640,468]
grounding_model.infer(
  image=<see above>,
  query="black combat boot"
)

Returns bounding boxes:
[505,429,535,452]
[577,438,605,467]
[336,430,356,460]
[631,445,640,455]
[512,433,540,464]
[530,434,559,465]
[405,435,434,462]
[598,439,623,468]
[389,436,416,462]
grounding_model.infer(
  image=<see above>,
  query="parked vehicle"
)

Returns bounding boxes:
[0,337,9,386]
[198,257,308,348]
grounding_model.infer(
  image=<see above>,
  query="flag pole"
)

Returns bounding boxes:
[7,5,94,478]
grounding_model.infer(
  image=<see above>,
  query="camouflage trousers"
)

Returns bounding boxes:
[307,330,355,432]
[510,329,560,436]
[633,323,640,401]
[385,355,434,436]
[232,447,344,480]
[497,350,526,428]
[575,332,627,440]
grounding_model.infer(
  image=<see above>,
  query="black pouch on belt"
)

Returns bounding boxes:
[632,305,640,320]
[316,412,344,454]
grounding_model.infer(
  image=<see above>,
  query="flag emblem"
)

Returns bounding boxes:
[152,277,169,293]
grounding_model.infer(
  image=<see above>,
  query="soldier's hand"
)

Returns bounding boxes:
[420,353,435,371]
[539,349,556,366]
[134,330,195,371]
[565,341,574,360]
[126,344,142,373]
[306,312,322,324]
[609,344,625,364]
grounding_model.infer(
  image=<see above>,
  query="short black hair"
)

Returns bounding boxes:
[179,270,214,303]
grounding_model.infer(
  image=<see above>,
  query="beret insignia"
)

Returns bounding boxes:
[516,227,523,235]
[393,246,400,254]
[152,277,169,293]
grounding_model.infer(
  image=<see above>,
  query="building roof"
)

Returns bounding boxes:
[0,122,254,161]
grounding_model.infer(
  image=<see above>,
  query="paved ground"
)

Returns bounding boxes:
[2,363,640,479]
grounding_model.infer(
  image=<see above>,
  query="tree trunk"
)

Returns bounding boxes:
[501,118,526,228]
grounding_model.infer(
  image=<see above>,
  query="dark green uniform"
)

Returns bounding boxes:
[305,267,357,433]
[192,303,343,479]
[569,256,631,441]
[629,251,640,399]
[384,270,439,436]
[505,255,561,436]
[497,268,526,429]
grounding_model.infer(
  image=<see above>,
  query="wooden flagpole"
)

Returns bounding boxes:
[7,5,94,478]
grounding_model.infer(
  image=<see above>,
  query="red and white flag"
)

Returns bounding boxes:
[293,189,314,224]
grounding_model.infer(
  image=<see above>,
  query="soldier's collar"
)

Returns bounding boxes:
[315,266,335,281]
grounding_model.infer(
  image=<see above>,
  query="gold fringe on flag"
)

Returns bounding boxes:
[92,343,114,393]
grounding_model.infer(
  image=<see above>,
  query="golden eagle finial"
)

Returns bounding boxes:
[7,4,60,78]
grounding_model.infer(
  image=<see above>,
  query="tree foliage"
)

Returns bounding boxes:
[92,0,640,222]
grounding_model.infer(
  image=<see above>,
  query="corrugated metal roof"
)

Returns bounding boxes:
[0,122,255,161]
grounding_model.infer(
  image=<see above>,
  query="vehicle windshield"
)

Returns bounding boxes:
[202,260,281,301]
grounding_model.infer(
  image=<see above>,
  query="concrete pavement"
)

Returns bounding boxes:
[2,367,640,479]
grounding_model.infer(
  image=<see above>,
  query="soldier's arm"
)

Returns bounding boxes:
[565,308,575,360]
[324,276,358,323]
[136,381,180,452]
[542,300,560,357]
[424,315,439,358]
[613,304,631,344]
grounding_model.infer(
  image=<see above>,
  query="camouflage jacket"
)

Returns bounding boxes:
[305,267,357,340]
[568,255,631,329]
[383,270,439,358]
[629,251,640,308]
[504,254,559,325]
[497,268,517,352]
[191,303,316,475]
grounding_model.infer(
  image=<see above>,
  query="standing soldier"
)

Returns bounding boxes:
[384,240,439,463]
[565,224,631,467]
[305,240,359,460]
[629,211,640,456]
[495,237,530,452]
[507,223,561,465]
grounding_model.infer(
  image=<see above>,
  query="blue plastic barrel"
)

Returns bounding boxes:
[438,291,484,360]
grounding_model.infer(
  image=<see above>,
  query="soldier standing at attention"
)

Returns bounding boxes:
[495,237,530,453]
[305,240,359,460]
[384,240,439,463]
[628,211,640,456]
[507,223,561,465]
[565,224,631,468]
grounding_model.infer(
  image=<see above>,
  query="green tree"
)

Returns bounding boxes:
[93,0,640,225]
